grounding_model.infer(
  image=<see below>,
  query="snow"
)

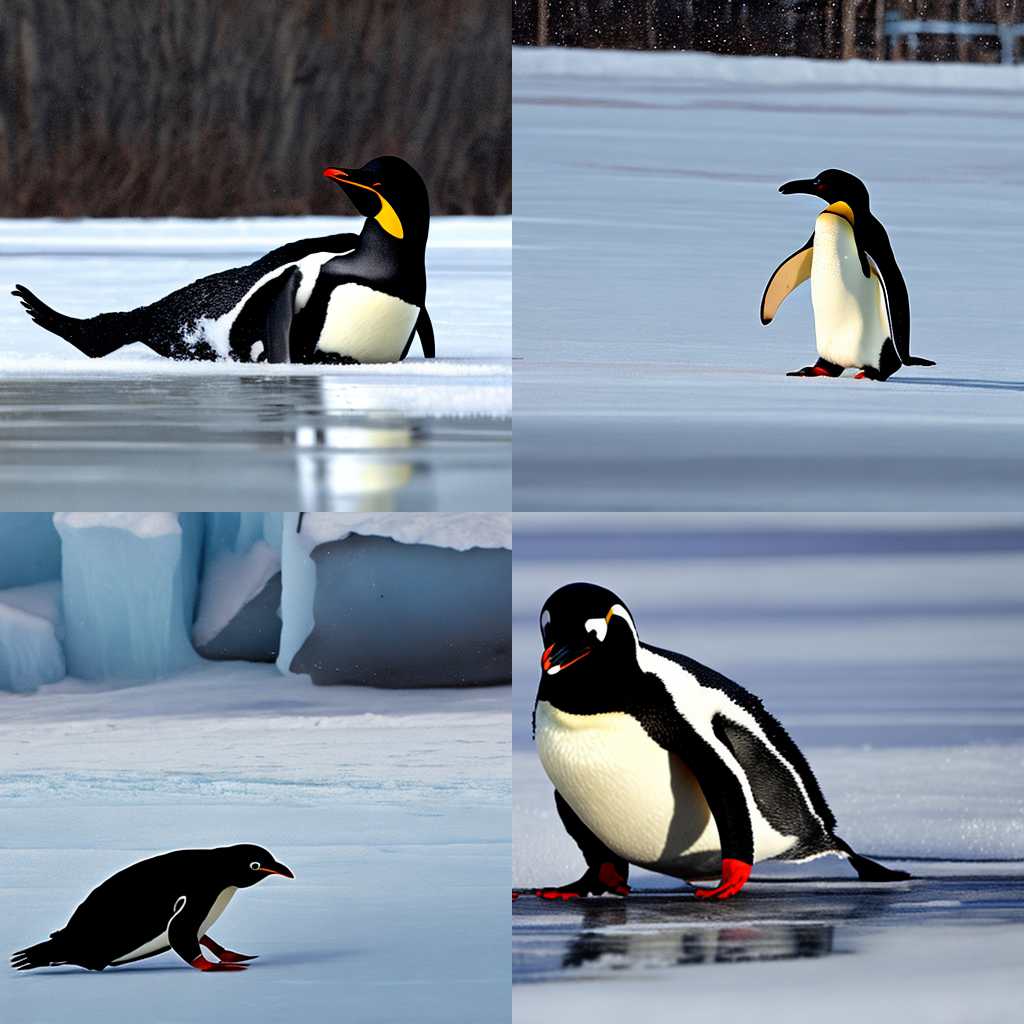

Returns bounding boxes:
[297,512,512,552]
[513,48,1024,510]
[513,515,1024,1019]
[53,512,182,539]
[0,663,508,1022]
[0,216,510,420]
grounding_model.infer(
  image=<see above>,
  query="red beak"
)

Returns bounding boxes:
[323,167,348,181]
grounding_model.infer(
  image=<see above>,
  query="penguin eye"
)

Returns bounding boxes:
[540,609,551,639]
[250,861,260,871]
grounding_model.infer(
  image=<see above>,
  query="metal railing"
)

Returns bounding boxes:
[884,12,1024,64]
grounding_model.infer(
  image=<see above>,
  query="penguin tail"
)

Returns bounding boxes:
[833,836,911,882]
[902,356,936,367]
[10,937,66,971]
[12,284,128,358]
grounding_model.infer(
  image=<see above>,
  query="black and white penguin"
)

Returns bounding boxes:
[11,844,292,971]
[760,169,934,380]
[531,583,910,901]
[12,156,434,365]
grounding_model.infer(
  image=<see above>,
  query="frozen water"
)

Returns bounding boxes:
[513,49,1024,511]
[513,515,1024,1020]
[0,583,64,693]
[0,663,509,1023]
[278,515,511,686]
[54,513,203,681]
[0,513,61,589]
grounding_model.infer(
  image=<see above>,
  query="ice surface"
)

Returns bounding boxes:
[0,513,62,589]
[0,663,509,1023]
[297,511,512,551]
[0,583,64,693]
[54,513,203,681]
[513,49,1024,510]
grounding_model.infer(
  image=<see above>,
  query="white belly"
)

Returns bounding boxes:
[811,215,889,369]
[535,701,723,878]
[110,886,237,966]
[317,283,419,363]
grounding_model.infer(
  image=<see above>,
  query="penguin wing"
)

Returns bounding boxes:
[166,892,213,965]
[637,700,756,864]
[760,234,814,325]
[262,265,301,363]
[861,220,910,363]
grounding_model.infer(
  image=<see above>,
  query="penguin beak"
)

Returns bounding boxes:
[779,178,821,197]
[541,642,592,676]
[259,862,294,879]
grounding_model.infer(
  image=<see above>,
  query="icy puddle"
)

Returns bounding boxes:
[513,871,1024,982]
[0,374,509,507]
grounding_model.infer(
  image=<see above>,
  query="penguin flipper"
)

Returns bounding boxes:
[416,306,435,359]
[534,789,630,900]
[263,265,300,364]
[760,234,814,325]
[167,894,245,970]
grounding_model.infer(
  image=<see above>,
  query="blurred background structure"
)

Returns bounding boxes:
[1,0,511,216]
[513,1,1024,62]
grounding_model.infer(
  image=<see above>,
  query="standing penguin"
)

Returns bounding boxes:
[532,583,910,901]
[760,169,934,380]
[11,844,293,971]
[12,156,434,365]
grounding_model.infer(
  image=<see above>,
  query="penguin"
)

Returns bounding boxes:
[10,844,292,971]
[760,169,934,380]
[12,155,435,365]
[531,583,910,901]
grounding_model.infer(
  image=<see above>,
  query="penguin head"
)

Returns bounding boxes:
[323,156,429,243]
[539,582,639,678]
[778,169,869,214]
[220,844,294,887]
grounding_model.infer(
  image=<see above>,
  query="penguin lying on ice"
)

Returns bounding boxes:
[11,844,292,971]
[760,169,934,380]
[532,583,910,901]
[13,156,434,364]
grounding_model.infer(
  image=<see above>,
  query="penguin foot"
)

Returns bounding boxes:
[200,936,257,963]
[786,366,832,377]
[536,862,630,900]
[190,954,247,972]
[694,858,752,901]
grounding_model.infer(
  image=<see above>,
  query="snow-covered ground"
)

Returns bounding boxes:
[513,49,1024,510]
[0,216,509,508]
[512,514,1024,1021]
[0,664,509,1022]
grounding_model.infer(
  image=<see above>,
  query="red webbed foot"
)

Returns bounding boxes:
[190,954,247,972]
[536,862,630,900]
[694,858,752,901]
[200,936,257,963]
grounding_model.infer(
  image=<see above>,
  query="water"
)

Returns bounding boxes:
[0,375,509,508]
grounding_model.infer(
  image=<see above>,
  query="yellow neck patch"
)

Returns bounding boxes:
[374,194,404,239]
[823,201,855,226]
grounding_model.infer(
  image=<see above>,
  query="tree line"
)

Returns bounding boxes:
[1,0,510,217]
[514,1,1024,62]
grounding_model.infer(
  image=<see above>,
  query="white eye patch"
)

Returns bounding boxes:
[540,609,551,635]
[584,616,608,642]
